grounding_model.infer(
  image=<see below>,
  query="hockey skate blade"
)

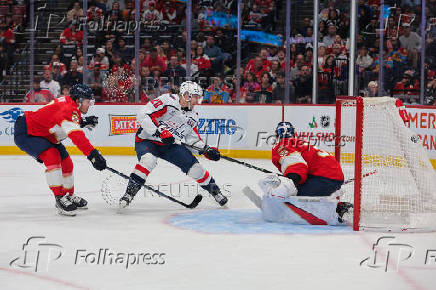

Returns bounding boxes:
[55,205,77,217]
[242,186,262,209]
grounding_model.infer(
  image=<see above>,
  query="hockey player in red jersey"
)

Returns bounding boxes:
[14,84,107,216]
[252,122,353,225]
[272,121,344,196]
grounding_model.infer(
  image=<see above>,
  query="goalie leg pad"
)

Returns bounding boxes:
[187,162,212,186]
[262,195,341,225]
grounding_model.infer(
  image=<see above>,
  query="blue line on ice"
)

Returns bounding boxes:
[169,209,353,234]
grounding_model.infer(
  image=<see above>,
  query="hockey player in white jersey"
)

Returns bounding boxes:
[119,81,228,208]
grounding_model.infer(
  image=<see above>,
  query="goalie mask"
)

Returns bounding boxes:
[275,122,295,139]
[179,81,203,111]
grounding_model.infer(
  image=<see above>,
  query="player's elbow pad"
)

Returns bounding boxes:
[285,173,301,186]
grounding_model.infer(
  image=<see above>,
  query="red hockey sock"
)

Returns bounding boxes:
[39,148,63,196]
[61,156,74,196]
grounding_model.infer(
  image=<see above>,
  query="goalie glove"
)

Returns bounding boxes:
[199,145,220,161]
[154,124,175,145]
[80,116,98,130]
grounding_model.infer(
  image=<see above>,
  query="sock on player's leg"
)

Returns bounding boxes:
[187,163,227,206]
[39,149,77,215]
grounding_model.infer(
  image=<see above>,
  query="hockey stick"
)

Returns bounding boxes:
[105,167,203,209]
[180,141,283,175]
[180,142,377,184]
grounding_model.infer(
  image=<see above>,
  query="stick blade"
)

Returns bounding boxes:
[242,186,262,209]
[187,194,203,209]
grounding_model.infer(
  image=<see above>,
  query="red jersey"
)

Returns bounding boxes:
[25,89,54,103]
[272,138,344,184]
[24,96,94,156]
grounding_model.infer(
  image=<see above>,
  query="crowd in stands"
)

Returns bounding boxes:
[0,0,25,82]
[12,0,436,105]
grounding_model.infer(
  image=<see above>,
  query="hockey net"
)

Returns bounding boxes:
[336,96,436,231]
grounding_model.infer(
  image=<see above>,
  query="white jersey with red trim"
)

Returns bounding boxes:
[136,93,205,148]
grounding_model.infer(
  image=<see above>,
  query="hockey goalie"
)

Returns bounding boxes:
[244,122,353,226]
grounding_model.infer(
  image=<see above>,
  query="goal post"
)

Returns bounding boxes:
[335,96,436,232]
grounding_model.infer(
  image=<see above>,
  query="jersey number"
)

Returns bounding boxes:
[151,99,163,108]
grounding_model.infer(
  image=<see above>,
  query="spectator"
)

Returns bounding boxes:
[393,70,420,102]
[290,54,305,81]
[215,29,233,54]
[107,1,122,20]
[161,40,175,59]
[317,44,327,70]
[142,47,167,74]
[319,55,335,104]
[204,75,232,104]
[122,1,135,21]
[247,4,264,26]
[46,54,67,76]
[272,71,289,104]
[160,1,176,24]
[87,1,104,22]
[40,70,61,98]
[322,23,337,47]
[399,23,421,68]
[363,80,380,97]
[105,39,115,62]
[89,48,110,71]
[62,60,83,87]
[163,55,186,87]
[142,1,161,24]
[67,1,84,22]
[245,56,270,82]
[294,65,312,103]
[25,77,54,103]
[51,63,64,83]
[60,22,83,46]
[270,61,282,82]
[107,0,125,11]
[204,36,225,74]
[60,85,71,98]
[115,37,134,62]
[193,46,212,77]
[253,71,273,103]
[241,71,261,103]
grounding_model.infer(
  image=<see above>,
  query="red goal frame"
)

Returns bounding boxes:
[335,96,363,231]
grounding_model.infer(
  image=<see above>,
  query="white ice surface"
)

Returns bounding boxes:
[0,155,435,290]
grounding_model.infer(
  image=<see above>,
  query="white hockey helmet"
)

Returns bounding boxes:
[180,81,203,104]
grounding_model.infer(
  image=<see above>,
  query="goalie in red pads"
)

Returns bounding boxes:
[255,122,352,225]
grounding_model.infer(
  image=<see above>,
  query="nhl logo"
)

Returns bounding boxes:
[320,116,330,128]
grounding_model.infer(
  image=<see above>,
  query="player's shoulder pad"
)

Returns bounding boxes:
[159,93,180,107]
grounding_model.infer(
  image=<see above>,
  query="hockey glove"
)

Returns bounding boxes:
[199,146,221,161]
[87,149,107,171]
[156,125,175,145]
[80,116,99,130]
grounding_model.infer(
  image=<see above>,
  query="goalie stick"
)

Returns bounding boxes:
[106,167,203,209]
[180,141,377,184]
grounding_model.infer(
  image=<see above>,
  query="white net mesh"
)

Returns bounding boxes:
[338,97,436,231]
